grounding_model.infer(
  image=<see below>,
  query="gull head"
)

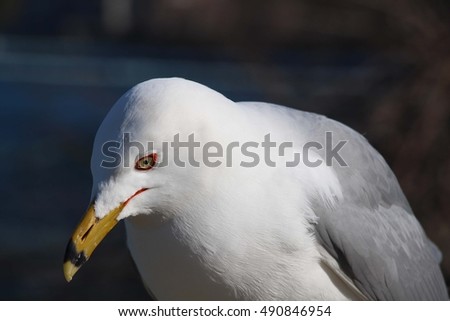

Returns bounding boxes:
[63,78,241,281]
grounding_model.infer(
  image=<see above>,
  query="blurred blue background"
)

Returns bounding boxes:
[0,0,449,299]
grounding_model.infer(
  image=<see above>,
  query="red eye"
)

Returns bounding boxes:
[135,153,157,171]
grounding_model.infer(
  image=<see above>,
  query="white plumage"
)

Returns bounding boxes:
[67,77,447,300]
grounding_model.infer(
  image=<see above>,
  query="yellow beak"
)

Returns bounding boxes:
[63,188,148,282]
[63,202,126,282]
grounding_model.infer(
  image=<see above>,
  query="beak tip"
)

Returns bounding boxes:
[63,239,86,283]
[63,261,78,283]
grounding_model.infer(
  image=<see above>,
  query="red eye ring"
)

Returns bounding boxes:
[135,153,157,171]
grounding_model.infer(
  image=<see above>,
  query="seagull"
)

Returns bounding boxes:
[63,77,448,300]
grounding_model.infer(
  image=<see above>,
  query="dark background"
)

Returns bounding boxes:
[0,0,448,299]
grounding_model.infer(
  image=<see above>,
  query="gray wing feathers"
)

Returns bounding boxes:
[299,112,449,300]
[315,203,448,300]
